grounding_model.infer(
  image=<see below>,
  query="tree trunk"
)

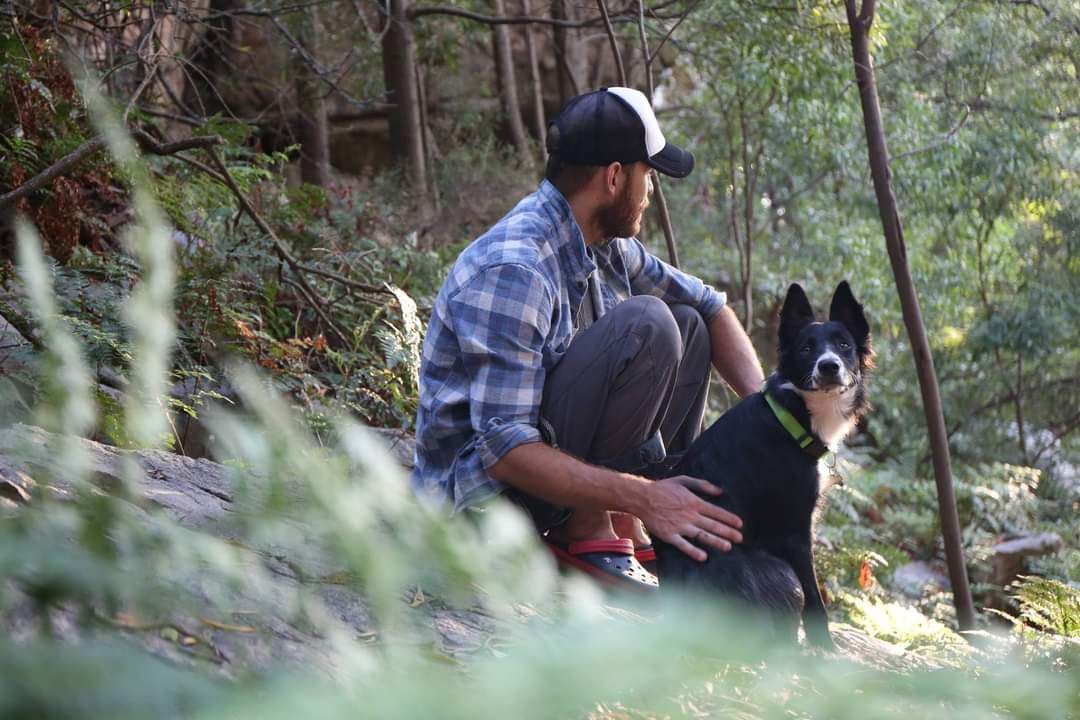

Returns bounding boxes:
[521,0,546,152]
[844,0,975,632]
[551,0,582,105]
[415,62,441,216]
[491,0,532,165]
[738,99,757,330]
[382,0,428,196]
[1015,356,1029,463]
[295,4,329,187]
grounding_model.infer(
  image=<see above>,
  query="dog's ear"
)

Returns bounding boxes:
[829,281,871,351]
[779,283,815,350]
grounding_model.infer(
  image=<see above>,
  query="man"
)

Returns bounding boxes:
[412,87,764,590]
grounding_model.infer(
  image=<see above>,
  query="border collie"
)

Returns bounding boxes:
[655,282,873,649]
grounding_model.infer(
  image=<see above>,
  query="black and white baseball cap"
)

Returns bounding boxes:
[546,87,694,178]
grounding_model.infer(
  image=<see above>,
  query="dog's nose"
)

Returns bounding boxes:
[818,359,840,376]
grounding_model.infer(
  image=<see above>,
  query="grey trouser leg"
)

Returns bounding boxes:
[508,296,711,531]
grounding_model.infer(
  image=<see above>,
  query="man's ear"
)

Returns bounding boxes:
[779,283,815,351]
[829,281,870,352]
[602,162,622,198]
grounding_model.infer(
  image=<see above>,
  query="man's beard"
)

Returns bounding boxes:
[595,183,641,240]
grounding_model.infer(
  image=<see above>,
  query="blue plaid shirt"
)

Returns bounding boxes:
[411,180,726,511]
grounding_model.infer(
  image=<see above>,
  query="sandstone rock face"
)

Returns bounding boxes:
[0,423,491,676]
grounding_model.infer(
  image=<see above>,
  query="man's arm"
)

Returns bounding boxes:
[489,441,743,561]
[708,305,764,397]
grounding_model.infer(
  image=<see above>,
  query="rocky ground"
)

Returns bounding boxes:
[0,422,961,678]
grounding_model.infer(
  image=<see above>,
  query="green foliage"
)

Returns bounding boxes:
[664,0,1079,477]
[1009,576,1080,639]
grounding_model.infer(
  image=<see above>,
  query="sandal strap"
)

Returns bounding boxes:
[566,538,635,556]
[635,545,657,563]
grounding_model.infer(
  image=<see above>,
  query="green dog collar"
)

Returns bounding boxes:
[764,391,830,460]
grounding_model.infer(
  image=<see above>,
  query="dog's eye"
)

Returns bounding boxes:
[838,341,851,350]
[800,343,813,354]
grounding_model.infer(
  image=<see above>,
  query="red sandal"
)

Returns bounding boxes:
[544,538,658,591]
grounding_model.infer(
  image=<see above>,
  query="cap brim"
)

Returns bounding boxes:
[646,143,694,178]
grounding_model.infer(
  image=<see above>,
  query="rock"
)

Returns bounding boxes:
[991,532,1063,558]
[0,423,494,676]
[0,313,37,423]
[0,313,34,366]
[892,561,950,598]
[991,532,1063,587]
[0,464,32,506]
[831,623,955,672]
[371,427,416,469]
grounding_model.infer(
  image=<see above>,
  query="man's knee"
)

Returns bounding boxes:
[612,295,682,365]
[668,303,706,338]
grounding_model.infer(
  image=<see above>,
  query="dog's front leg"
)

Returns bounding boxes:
[773,535,834,650]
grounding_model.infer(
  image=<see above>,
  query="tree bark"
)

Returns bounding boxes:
[492,0,532,165]
[521,0,546,152]
[844,0,975,632]
[295,4,330,187]
[382,0,428,196]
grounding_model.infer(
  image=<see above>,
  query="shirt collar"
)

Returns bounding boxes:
[536,179,596,284]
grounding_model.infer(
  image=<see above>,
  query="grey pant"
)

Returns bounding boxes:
[510,295,712,531]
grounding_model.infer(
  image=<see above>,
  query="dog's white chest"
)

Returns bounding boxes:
[798,387,858,449]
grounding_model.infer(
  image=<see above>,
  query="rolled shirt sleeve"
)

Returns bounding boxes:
[620,237,727,321]
[447,263,553,504]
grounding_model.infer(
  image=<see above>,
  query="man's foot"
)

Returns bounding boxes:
[611,512,658,575]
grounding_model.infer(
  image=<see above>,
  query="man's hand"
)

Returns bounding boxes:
[634,476,743,561]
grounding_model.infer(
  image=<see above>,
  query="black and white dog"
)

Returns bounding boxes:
[655,282,873,649]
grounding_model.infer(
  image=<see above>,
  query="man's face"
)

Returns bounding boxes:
[597,163,653,240]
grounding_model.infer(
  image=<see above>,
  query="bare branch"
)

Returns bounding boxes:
[637,0,653,97]
[295,262,394,296]
[890,105,971,162]
[931,95,1078,123]
[409,5,586,26]
[0,125,225,212]
[203,147,349,346]
[597,0,627,85]
[0,137,107,211]
[408,2,686,27]
[647,0,703,66]
[132,130,225,156]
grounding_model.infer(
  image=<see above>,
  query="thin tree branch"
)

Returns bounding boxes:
[637,0,653,97]
[891,105,971,162]
[132,130,224,156]
[409,5,586,26]
[295,262,393,296]
[0,129,221,212]
[408,2,684,27]
[0,137,107,210]
[203,147,349,346]
[647,0,702,66]
[597,0,627,85]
